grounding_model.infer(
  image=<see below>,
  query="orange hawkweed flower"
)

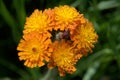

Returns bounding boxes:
[54,5,85,34]
[43,8,55,31]
[48,40,82,76]
[24,9,53,37]
[17,5,98,76]
[17,31,53,68]
[71,20,98,55]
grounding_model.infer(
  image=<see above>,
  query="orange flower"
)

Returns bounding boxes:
[54,5,85,34]
[48,40,82,76]
[43,8,55,31]
[17,5,98,76]
[71,20,98,55]
[24,9,53,37]
[17,31,53,68]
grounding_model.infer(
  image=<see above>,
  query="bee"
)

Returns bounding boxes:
[55,30,70,41]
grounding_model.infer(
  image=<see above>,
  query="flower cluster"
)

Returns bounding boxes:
[17,5,98,76]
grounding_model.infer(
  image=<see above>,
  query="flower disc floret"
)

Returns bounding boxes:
[24,9,53,34]
[71,20,98,54]
[54,5,85,34]
[17,32,53,68]
[48,40,82,76]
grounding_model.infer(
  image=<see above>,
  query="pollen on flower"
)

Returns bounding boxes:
[24,9,53,34]
[71,20,98,55]
[54,5,85,34]
[17,31,53,68]
[48,40,82,76]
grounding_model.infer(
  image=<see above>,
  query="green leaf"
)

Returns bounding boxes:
[74,48,113,76]
[0,0,21,43]
[83,61,100,80]
[98,1,119,10]
[13,0,26,30]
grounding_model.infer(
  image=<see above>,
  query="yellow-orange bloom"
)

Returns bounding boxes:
[17,5,98,76]
[24,9,53,36]
[54,5,86,34]
[43,8,55,31]
[17,31,53,68]
[48,40,82,76]
[71,20,98,55]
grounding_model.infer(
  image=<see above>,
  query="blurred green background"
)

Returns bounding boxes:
[0,0,120,80]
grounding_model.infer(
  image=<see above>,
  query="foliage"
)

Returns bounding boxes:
[0,0,120,80]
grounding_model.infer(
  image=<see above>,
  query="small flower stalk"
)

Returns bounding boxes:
[17,5,98,76]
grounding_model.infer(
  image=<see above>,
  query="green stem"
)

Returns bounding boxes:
[0,0,21,43]
[40,69,52,80]
[39,69,58,80]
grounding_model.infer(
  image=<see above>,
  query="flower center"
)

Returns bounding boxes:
[32,47,37,53]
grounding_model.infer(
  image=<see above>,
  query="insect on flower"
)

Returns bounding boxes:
[55,30,70,41]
